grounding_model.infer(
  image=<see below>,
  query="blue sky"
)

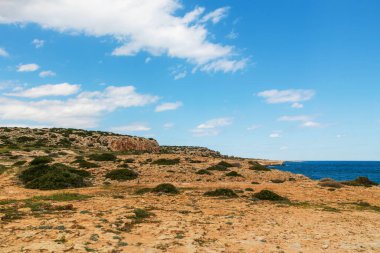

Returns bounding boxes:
[0,0,379,160]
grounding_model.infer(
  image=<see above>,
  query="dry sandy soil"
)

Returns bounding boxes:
[1,151,380,253]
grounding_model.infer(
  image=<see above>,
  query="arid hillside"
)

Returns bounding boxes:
[0,127,379,253]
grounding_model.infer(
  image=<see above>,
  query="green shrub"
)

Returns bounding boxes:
[196,169,212,175]
[124,158,135,163]
[134,188,152,195]
[248,162,271,171]
[151,183,179,194]
[318,179,343,188]
[253,190,288,201]
[19,163,91,190]
[341,177,378,187]
[33,193,91,202]
[270,179,285,183]
[133,208,152,219]
[13,160,27,166]
[207,164,230,171]
[0,165,8,174]
[217,161,235,168]
[74,159,100,169]
[30,156,53,165]
[151,158,180,165]
[88,153,117,161]
[105,169,138,181]
[204,188,238,198]
[225,171,243,177]
[245,188,254,191]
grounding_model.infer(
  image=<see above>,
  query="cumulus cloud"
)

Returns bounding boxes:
[0,85,158,128]
[192,117,233,136]
[278,115,323,128]
[6,83,80,98]
[0,47,9,57]
[32,39,45,48]
[0,0,245,73]
[39,70,56,78]
[112,123,151,132]
[17,63,40,72]
[155,101,182,112]
[247,124,260,131]
[258,89,315,108]
[163,123,174,129]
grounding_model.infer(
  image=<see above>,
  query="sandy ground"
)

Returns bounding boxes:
[1,152,380,253]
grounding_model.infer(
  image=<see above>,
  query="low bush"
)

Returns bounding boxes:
[151,158,180,165]
[151,183,179,194]
[134,188,152,195]
[13,160,27,166]
[133,208,152,219]
[270,179,286,184]
[88,153,117,162]
[204,188,238,198]
[253,190,288,201]
[318,179,344,188]
[19,163,91,190]
[105,169,138,181]
[341,177,378,187]
[30,156,53,165]
[33,193,91,202]
[74,159,100,169]
[124,158,135,163]
[217,161,235,168]
[225,171,243,177]
[207,164,230,171]
[248,162,271,171]
[196,169,212,175]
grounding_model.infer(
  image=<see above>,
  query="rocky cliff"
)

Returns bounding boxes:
[0,127,159,152]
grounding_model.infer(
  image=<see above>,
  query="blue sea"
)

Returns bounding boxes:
[272,161,380,184]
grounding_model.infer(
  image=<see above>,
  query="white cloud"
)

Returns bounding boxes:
[0,47,9,57]
[258,89,315,106]
[201,7,230,24]
[17,63,40,72]
[291,102,304,109]
[32,39,45,48]
[192,117,233,136]
[247,124,260,131]
[0,1,245,73]
[6,83,80,98]
[302,121,322,128]
[112,123,151,132]
[0,85,158,128]
[155,101,182,112]
[173,71,187,80]
[200,58,248,73]
[226,30,238,40]
[39,70,56,78]
[269,132,281,138]
[278,115,323,128]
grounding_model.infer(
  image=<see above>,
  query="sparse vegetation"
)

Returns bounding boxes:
[253,190,288,201]
[105,169,138,181]
[134,188,152,195]
[88,153,117,161]
[151,158,180,165]
[248,161,271,171]
[207,164,230,171]
[33,193,91,202]
[341,177,378,187]
[318,179,344,188]
[196,169,212,175]
[225,171,243,177]
[73,159,100,169]
[30,156,53,165]
[152,183,179,194]
[270,179,286,183]
[217,161,235,168]
[204,188,238,198]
